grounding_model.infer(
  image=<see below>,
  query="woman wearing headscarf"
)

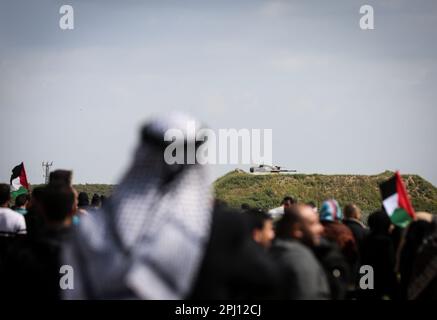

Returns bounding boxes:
[313,199,356,299]
[319,199,359,273]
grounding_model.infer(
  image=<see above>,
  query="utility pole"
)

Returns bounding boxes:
[42,161,53,184]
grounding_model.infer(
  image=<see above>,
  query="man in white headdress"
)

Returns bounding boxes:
[63,113,213,299]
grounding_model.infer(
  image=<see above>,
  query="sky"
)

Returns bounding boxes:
[1,0,436,186]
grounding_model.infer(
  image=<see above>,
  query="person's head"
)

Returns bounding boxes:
[276,204,324,247]
[306,201,317,213]
[282,196,296,209]
[246,209,275,249]
[91,193,101,207]
[24,186,47,237]
[78,192,89,208]
[344,203,362,220]
[368,210,391,235]
[404,219,435,249]
[27,186,46,215]
[42,183,76,226]
[49,170,72,186]
[0,183,11,207]
[30,186,45,203]
[15,193,29,208]
[319,199,343,222]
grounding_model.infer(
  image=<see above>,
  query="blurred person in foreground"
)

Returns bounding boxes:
[64,113,280,299]
[0,182,76,299]
[306,201,318,213]
[271,204,330,299]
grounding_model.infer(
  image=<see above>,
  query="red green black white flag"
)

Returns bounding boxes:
[379,171,415,228]
[10,162,30,199]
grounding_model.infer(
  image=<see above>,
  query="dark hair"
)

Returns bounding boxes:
[0,183,11,205]
[78,192,89,207]
[15,193,29,207]
[275,205,302,239]
[282,196,296,205]
[91,193,101,207]
[246,208,272,231]
[42,183,75,222]
[368,210,391,234]
[31,186,46,202]
[49,170,72,186]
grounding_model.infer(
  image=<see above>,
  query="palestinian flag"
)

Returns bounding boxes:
[379,171,415,228]
[10,162,30,199]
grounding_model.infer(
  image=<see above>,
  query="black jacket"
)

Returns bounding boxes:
[343,218,368,252]
[270,239,330,300]
[360,232,399,300]
[189,205,282,299]
[0,225,72,299]
[313,238,351,300]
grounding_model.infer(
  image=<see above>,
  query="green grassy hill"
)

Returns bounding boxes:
[214,170,437,215]
[30,171,437,217]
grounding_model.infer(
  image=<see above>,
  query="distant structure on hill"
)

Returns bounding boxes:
[249,164,297,174]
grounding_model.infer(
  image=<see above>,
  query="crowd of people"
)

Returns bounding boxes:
[0,115,436,300]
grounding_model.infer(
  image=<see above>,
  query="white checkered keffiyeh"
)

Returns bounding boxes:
[63,114,213,299]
